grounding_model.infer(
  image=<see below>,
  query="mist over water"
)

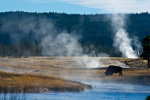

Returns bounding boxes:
[0,83,149,100]
[0,0,149,100]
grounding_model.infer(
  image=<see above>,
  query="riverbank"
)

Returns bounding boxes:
[0,71,91,93]
[0,57,149,92]
[100,69,150,86]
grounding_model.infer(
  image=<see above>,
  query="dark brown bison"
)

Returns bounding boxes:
[146,95,150,100]
[105,65,122,76]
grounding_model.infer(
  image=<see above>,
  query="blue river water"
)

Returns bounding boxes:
[0,83,150,100]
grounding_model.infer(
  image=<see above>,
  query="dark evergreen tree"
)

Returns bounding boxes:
[140,35,150,68]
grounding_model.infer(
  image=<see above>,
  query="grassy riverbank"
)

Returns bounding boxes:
[0,71,91,93]
[0,57,149,93]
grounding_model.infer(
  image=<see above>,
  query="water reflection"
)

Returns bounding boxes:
[0,83,149,100]
[0,93,26,100]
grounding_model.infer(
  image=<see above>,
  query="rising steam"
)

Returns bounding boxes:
[53,0,142,58]
[1,17,106,68]
[41,27,105,68]
[114,28,137,58]
[41,32,83,56]
[111,14,138,58]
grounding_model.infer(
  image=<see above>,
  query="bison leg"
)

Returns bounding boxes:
[119,71,122,76]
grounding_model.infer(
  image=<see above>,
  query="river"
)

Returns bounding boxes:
[0,83,150,100]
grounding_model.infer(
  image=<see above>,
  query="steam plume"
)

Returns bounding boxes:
[47,0,143,58]
[1,17,106,68]
[41,32,83,56]
[41,29,106,68]
[112,14,138,58]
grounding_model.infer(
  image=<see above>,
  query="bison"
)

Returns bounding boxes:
[105,65,122,76]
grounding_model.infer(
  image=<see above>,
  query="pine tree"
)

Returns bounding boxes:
[140,35,150,68]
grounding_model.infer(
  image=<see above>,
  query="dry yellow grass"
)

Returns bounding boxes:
[92,69,150,86]
[0,71,91,93]
[0,57,149,86]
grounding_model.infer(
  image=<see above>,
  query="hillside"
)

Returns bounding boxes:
[0,12,150,57]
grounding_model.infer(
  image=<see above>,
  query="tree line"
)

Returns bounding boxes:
[0,12,150,57]
[0,41,121,57]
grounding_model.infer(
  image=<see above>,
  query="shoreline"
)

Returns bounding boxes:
[0,57,149,93]
[0,71,92,93]
[101,75,150,86]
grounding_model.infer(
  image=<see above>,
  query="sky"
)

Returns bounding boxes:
[0,0,150,14]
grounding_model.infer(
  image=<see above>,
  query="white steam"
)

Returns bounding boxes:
[112,14,138,58]
[78,56,105,68]
[41,29,106,68]
[1,17,106,68]
[41,32,83,56]
[114,28,137,58]
[43,0,143,58]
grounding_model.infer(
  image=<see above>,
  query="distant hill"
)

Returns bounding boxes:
[0,12,150,57]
